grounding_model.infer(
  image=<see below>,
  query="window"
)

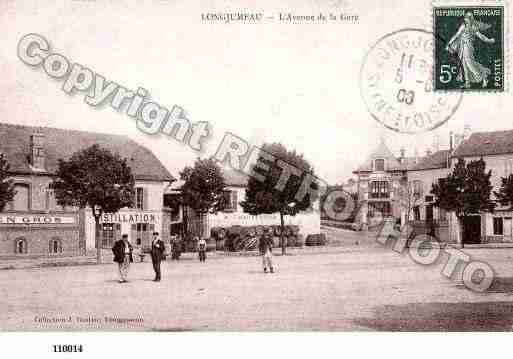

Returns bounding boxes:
[370,181,389,199]
[135,187,144,210]
[426,205,434,222]
[10,183,30,211]
[412,180,423,197]
[222,190,238,212]
[413,206,421,221]
[14,238,27,254]
[439,208,447,221]
[425,195,434,202]
[374,159,385,171]
[368,201,390,217]
[102,223,115,247]
[493,217,504,235]
[49,238,63,254]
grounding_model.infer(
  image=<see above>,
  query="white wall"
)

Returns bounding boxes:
[207,186,321,237]
[84,180,167,249]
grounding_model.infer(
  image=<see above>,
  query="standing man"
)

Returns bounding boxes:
[151,232,166,281]
[197,237,207,262]
[112,234,133,283]
[259,228,274,273]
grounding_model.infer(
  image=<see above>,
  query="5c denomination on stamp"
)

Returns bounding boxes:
[360,29,462,134]
[434,6,504,91]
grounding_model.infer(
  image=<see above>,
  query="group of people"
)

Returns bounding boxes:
[111,232,212,283]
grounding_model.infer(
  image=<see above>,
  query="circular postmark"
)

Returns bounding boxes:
[359,28,463,134]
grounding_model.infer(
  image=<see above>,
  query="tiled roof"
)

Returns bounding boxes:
[452,130,513,158]
[410,150,450,171]
[354,139,420,172]
[0,123,174,182]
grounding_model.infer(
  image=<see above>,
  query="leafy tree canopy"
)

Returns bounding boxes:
[241,143,319,216]
[51,144,135,217]
[431,158,495,217]
[0,153,16,212]
[494,174,513,210]
[179,157,226,215]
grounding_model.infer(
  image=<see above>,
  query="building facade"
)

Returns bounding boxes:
[406,150,452,241]
[0,123,177,258]
[353,139,419,229]
[451,130,513,244]
[183,169,321,238]
[354,129,513,245]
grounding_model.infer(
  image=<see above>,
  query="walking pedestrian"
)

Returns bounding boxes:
[197,237,207,262]
[171,234,182,260]
[259,228,274,273]
[151,232,166,281]
[112,234,133,283]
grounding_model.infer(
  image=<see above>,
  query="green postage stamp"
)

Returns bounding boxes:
[434,6,504,91]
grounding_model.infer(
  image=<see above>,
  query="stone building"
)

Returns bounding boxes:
[0,123,178,259]
[352,139,419,228]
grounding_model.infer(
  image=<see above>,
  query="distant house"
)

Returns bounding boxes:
[407,149,452,240]
[179,169,321,239]
[352,139,420,228]
[0,123,178,258]
[451,130,513,244]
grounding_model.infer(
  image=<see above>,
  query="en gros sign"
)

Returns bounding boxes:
[0,215,76,225]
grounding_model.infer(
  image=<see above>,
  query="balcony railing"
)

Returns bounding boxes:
[368,192,390,199]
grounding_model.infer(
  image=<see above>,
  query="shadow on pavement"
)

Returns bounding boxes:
[354,302,513,331]
[486,277,513,294]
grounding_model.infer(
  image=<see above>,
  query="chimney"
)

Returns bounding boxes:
[449,131,453,151]
[399,147,405,163]
[30,132,45,169]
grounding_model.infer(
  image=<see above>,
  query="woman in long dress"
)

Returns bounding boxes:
[446,12,495,88]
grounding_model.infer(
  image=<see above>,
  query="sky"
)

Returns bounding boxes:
[1,0,512,184]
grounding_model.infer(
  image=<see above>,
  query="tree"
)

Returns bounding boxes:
[397,181,423,226]
[431,158,495,247]
[179,158,226,237]
[494,174,513,209]
[51,144,134,263]
[0,153,16,212]
[241,143,319,255]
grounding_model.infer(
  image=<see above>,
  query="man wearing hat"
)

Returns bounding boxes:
[150,232,166,281]
[112,234,134,283]
[259,227,274,273]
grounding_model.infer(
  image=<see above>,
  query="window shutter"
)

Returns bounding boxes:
[49,240,52,254]
[231,191,238,211]
[143,188,148,210]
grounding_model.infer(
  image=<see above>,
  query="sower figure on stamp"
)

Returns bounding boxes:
[112,234,134,283]
[259,227,274,273]
[197,237,207,262]
[446,11,495,88]
[151,232,166,281]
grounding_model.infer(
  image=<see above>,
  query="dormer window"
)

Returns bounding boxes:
[374,159,385,172]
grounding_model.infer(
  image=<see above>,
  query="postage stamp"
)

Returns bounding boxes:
[359,29,463,134]
[433,6,505,91]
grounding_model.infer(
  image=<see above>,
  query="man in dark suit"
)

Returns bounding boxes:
[112,234,134,283]
[150,232,166,281]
